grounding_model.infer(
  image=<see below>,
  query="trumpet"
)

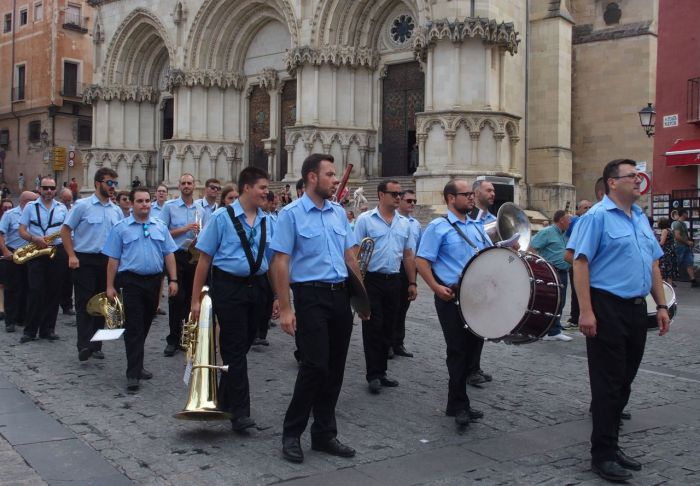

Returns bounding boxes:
[13,231,62,264]
[188,210,202,264]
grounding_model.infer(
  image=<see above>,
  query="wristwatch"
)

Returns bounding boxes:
[656,304,668,310]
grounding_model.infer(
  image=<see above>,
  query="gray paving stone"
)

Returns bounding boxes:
[0,410,75,446]
[0,387,37,415]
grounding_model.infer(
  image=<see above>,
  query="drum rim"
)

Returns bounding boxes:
[518,252,562,338]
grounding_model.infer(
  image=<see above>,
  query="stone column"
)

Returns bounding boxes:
[331,66,338,125]
[285,145,294,180]
[445,131,456,169]
[470,132,480,167]
[494,133,504,171]
[417,134,427,171]
[226,156,235,182]
[509,137,519,173]
[193,156,201,183]
[126,160,134,185]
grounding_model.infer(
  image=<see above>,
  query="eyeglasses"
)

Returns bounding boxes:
[156,189,167,193]
[454,191,474,198]
[382,191,402,198]
[100,180,118,187]
[143,223,150,238]
[404,199,417,204]
[610,173,642,181]
[208,185,222,191]
[41,186,56,191]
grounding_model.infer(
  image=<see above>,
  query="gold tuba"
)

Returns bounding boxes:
[174,286,231,421]
[86,292,125,329]
[13,231,62,264]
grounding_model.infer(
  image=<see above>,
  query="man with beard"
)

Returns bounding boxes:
[416,179,487,428]
[61,168,122,361]
[161,173,203,357]
[270,154,366,463]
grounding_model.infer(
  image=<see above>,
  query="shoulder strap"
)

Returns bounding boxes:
[226,206,266,277]
[443,215,478,251]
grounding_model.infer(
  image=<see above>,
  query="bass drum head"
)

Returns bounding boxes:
[645,281,676,316]
[459,247,531,339]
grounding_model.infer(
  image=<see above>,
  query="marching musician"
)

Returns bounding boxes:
[61,168,122,361]
[0,191,38,333]
[270,153,365,463]
[415,179,488,428]
[354,180,417,394]
[102,187,178,391]
[194,178,220,226]
[151,184,169,221]
[253,191,279,347]
[18,177,68,343]
[190,167,276,432]
[161,174,203,357]
[392,189,422,358]
[568,159,669,482]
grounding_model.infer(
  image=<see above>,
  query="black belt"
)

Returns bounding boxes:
[292,280,347,290]
[365,271,402,280]
[591,288,645,305]
[212,267,266,285]
[118,270,162,280]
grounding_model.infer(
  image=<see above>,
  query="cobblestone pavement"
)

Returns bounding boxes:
[0,281,698,485]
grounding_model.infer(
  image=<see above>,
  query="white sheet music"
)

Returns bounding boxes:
[90,329,125,341]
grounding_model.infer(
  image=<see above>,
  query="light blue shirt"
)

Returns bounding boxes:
[196,200,270,276]
[567,195,663,299]
[417,211,489,287]
[20,199,68,244]
[0,207,26,249]
[270,193,357,284]
[195,198,218,227]
[151,201,166,221]
[406,214,422,251]
[63,194,122,254]
[160,197,204,250]
[102,216,177,275]
[354,208,415,274]
[530,224,571,271]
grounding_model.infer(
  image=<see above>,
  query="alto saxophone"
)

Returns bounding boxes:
[13,231,62,264]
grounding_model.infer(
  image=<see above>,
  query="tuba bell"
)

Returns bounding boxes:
[174,286,231,421]
[483,202,532,250]
[86,292,125,329]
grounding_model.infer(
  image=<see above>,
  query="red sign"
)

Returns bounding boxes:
[639,172,651,195]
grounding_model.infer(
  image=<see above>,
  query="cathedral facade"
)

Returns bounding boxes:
[84,0,656,214]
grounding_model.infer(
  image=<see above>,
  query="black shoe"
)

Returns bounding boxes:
[163,344,176,357]
[40,333,60,341]
[616,450,642,471]
[92,350,105,360]
[62,308,76,316]
[467,408,484,420]
[467,371,487,386]
[126,378,140,391]
[478,369,492,382]
[156,308,166,315]
[454,410,470,426]
[252,338,269,346]
[387,347,394,359]
[140,369,153,380]
[620,410,631,420]
[591,460,633,482]
[259,339,269,346]
[368,378,381,394]
[282,436,304,463]
[393,345,414,357]
[78,348,92,361]
[311,438,356,458]
[19,335,34,344]
[6,324,15,333]
[231,416,256,432]
[379,376,399,387]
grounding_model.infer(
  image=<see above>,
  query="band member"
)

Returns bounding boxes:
[61,168,122,361]
[568,159,670,482]
[0,191,38,332]
[103,187,178,391]
[270,153,365,463]
[116,191,131,218]
[190,167,276,432]
[59,188,76,316]
[354,180,417,394]
[253,191,279,347]
[161,174,203,357]
[416,179,487,428]
[151,184,169,220]
[392,189,421,358]
[195,178,221,226]
[18,177,69,343]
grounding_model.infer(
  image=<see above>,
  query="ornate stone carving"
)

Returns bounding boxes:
[284,45,379,75]
[164,69,246,92]
[83,84,158,104]
[258,68,280,92]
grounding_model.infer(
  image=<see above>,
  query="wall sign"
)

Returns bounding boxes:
[663,114,679,128]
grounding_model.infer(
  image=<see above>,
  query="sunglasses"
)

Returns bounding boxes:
[208,185,222,191]
[382,191,402,198]
[454,192,474,198]
[404,199,417,204]
[143,223,150,238]
[100,180,118,187]
[41,186,56,191]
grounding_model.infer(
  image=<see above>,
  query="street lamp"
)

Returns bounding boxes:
[638,103,656,137]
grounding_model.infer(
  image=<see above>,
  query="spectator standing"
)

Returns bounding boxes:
[671,209,698,287]
[658,218,679,286]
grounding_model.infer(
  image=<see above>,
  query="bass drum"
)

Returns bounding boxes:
[644,281,677,329]
[458,247,563,343]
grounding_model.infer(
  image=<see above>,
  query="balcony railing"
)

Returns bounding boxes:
[61,82,86,99]
[11,86,25,102]
[689,77,700,124]
[63,12,88,33]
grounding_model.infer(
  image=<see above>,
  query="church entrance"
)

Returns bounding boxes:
[381,62,424,176]
[248,85,270,172]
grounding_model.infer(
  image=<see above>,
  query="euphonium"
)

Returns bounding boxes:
[483,202,532,250]
[174,286,230,421]
[13,231,62,264]
[86,292,125,329]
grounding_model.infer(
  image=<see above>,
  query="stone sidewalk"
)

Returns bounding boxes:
[0,281,698,485]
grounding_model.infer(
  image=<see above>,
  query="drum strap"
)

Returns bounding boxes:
[443,216,478,251]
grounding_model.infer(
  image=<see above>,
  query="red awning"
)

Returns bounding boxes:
[666,139,700,166]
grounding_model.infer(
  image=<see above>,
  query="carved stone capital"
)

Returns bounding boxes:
[165,68,246,92]
[258,68,280,92]
[284,45,379,75]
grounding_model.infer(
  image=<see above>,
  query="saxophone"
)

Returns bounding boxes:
[13,231,62,264]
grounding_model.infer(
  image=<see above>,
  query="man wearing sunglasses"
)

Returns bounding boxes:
[18,177,69,343]
[103,187,178,391]
[61,168,123,361]
[195,178,221,227]
[354,180,417,395]
[568,160,670,482]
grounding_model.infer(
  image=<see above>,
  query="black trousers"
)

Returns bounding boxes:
[587,288,647,462]
[256,277,274,340]
[73,252,108,352]
[211,269,269,420]
[392,263,411,348]
[117,271,160,379]
[167,250,196,345]
[569,268,579,323]
[61,266,73,311]
[362,273,401,381]
[24,246,68,338]
[4,250,28,326]
[435,296,482,414]
[283,284,353,442]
